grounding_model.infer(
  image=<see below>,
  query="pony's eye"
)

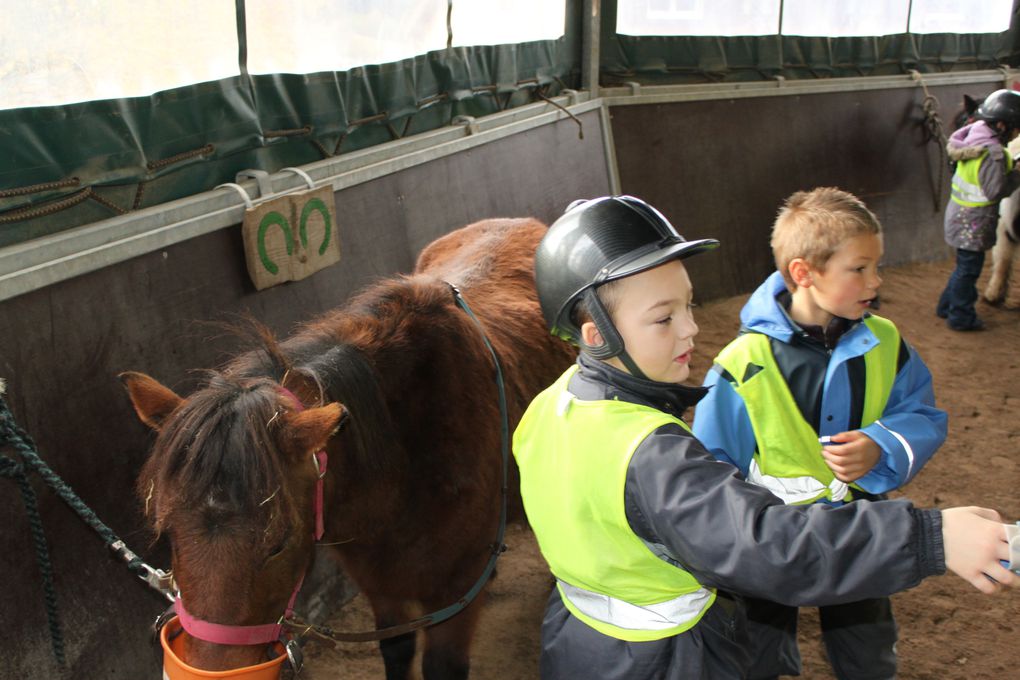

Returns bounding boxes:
[265,537,288,561]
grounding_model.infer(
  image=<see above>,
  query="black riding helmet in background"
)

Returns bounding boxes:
[535,195,719,379]
[976,89,1020,140]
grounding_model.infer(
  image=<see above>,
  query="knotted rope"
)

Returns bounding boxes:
[0,381,164,668]
[911,70,950,212]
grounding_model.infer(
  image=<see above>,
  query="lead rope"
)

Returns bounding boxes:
[910,70,950,212]
[0,382,174,669]
[284,283,510,645]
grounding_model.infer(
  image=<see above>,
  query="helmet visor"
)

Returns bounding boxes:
[597,237,720,285]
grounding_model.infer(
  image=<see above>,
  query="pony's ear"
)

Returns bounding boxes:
[281,403,349,457]
[281,368,324,408]
[118,371,183,431]
[964,94,979,115]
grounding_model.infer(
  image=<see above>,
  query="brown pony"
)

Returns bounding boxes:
[120,218,576,679]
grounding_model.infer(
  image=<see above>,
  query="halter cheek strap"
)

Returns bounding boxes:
[173,386,327,646]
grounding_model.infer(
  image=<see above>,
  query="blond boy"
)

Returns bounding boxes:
[693,187,948,679]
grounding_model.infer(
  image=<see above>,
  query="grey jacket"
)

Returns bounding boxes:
[537,354,944,680]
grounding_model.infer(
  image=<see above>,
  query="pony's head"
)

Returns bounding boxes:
[121,368,347,671]
[953,93,982,130]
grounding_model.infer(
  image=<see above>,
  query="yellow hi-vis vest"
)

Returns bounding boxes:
[951,149,1014,207]
[713,315,900,505]
[513,366,715,642]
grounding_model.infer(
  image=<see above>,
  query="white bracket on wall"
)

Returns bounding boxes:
[452,115,480,135]
[216,167,319,211]
[236,169,273,199]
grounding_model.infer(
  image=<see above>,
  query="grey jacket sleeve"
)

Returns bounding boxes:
[624,424,945,607]
[979,144,1018,202]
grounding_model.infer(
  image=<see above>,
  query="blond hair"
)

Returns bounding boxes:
[771,187,882,289]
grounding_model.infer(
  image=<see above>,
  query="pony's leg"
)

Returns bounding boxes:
[984,231,1010,304]
[371,597,418,680]
[985,195,1019,304]
[420,591,487,680]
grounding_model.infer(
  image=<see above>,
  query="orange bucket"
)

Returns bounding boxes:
[160,616,287,680]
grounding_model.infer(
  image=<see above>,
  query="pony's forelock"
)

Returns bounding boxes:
[141,372,290,531]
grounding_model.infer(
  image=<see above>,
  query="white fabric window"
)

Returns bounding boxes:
[451,0,566,47]
[246,0,448,75]
[2,0,237,110]
[616,0,781,37]
[617,0,1013,37]
[2,1,567,111]
[246,0,566,76]
[781,0,909,37]
[909,0,1013,34]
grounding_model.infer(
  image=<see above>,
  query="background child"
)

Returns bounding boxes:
[693,187,947,680]
[937,88,1020,331]
[515,195,1014,680]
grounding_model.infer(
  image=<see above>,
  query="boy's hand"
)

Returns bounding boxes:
[820,430,880,482]
[942,507,1017,593]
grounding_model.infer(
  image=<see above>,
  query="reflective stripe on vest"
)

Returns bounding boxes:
[951,150,1014,208]
[513,366,715,641]
[557,579,715,633]
[713,316,900,505]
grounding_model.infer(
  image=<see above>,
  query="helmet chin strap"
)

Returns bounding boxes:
[578,289,650,381]
[614,350,650,381]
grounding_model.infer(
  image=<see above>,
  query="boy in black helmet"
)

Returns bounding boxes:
[513,195,1016,680]
[937,88,1020,330]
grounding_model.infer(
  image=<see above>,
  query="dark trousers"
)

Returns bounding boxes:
[937,248,986,328]
[744,597,898,680]
[539,589,750,680]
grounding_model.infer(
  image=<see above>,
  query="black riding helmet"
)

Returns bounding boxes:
[977,89,1020,138]
[535,195,719,377]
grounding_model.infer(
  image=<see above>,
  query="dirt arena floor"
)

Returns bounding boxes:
[301,257,1020,679]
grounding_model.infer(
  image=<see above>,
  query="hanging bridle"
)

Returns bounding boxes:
[155,283,510,666]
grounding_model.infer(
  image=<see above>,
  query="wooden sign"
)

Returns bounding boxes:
[241,186,341,290]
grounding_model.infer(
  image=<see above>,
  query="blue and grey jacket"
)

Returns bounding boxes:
[693,271,948,499]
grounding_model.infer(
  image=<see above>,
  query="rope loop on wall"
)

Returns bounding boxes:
[910,70,949,212]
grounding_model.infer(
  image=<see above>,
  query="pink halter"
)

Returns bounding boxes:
[173,386,327,646]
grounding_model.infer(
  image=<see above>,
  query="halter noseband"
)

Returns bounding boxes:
[172,386,326,648]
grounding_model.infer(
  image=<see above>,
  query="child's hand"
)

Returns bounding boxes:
[941,507,1017,593]
[820,430,880,483]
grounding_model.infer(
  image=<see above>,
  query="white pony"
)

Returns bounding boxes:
[982,134,1020,305]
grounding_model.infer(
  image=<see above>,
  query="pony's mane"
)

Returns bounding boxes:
[291,341,398,477]
[143,372,287,530]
